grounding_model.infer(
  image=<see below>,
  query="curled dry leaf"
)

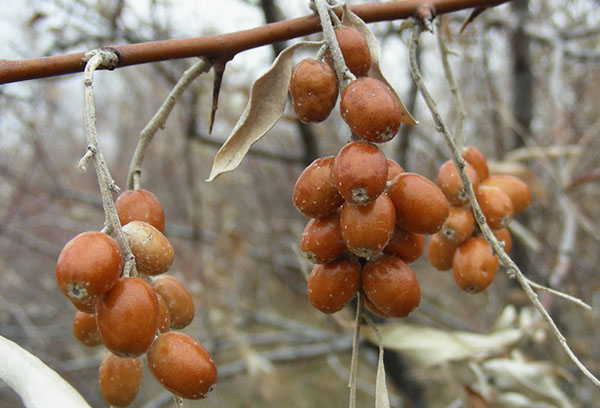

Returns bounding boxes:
[206,41,322,182]
[362,323,523,369]
[341,5,417,125]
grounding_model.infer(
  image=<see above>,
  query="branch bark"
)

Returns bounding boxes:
[0,0,510,84]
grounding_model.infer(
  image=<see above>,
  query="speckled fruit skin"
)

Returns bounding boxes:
[306,257,361,314]
[340,193,396,259]
[289,59,338,123]
[428,233,457,271]
[340,77,402,143]
[387,173,449,234]
[362,289,390,317]
[386,158,404,183]
[115,189,165,232]
[436,160,480,206]
[55,231,123,313]
[476,186,514,230]
[99,352,143,407]
[152,276,195,330]
[301,212,347,264]
[453,237,499,293]
[362,255,420,318]
[493,228,512,253]
[333,141,388,205]
[462,146,489,181]
[96,277,159,357]
[293,156,344,218]
[332,26,371,77]
[147,332,217,400]
[481,175,531,214]
[72,311,103,347]
[440,206,476,246]
[121,221,174,276]
[383,226,425,263]
[156,293,171,333]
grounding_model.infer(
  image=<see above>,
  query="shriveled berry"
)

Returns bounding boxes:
[72,311,102,347]
[56,231,123,313]
[147,332,217,400]
[331,26,371,77]
[99,352,143,407]
[301,212,347,264]
[293,156,344,218]
[436,160,480,206]
[96,277,159,357]
[115,189,165,232]
[383,226,425,263]
[462,146,489,181]
[333,141,388,205]
[428,233,457,271]
[121,221,174,276]
[307,257,361,314]
[493,228,512,253]
[152,275,195,330]
[340,193,396,259]
[362,255,420,318]
[453,237,498,293]
[340,77,401,143]
[440,206,476,245]
[156,293,171,333]
[289,59,339,123]
[387,173,449,234]
[481,175,531,214]
[476,186,514,230]
[386,158,404,183]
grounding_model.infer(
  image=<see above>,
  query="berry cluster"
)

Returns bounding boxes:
[429,146,532,293]
[56,189,217,406]
[291,26,451,318]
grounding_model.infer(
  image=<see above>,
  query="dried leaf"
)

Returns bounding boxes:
[341,5,417,125]
[206,41,322,182]
[361,323,523,368]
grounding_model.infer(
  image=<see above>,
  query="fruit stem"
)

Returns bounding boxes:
[81,50,137,278]
[408,20,600,389]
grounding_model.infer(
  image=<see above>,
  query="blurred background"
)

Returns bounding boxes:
[1,0,600,406]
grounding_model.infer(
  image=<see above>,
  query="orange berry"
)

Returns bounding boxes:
[427,233,457,271]
[383,226,425,263]
[333,141,388,205]
[387,173,449,234]
[331,26,371,77]
[340,193,396,259]
[340,77,401,143]
[481,175,531,214]
[293,156,344,218]
[440,206,476,245]
[362,289,390,318]
[55,231,123,313]
[147,332,217,400]
[115,189,165,232]
[362,255,420,318]
[307,257,361,314]
[436,160,480,206]
[152,276,195,330]
[289,59,339,123]
[452,237,498,293]
[386,158,404,183]
[72,311,102,347]
[96,277,159,357]
[476,186,514,230]
[99,352,143,407]
[301,212,347,264]
[121,221,174,276]
[493,228,512,253]
[156,293,171,333]
[462,146,489,181]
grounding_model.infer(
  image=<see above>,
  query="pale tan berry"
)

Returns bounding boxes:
[121,221,174,276]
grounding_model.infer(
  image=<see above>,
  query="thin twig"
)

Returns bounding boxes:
[408,20,600,389]
[348,292,363,408]
[525,278,592,310]
[126,58,212,190]
[82,50,136,277]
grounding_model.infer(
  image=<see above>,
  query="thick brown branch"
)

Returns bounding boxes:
[0,0,510,84]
